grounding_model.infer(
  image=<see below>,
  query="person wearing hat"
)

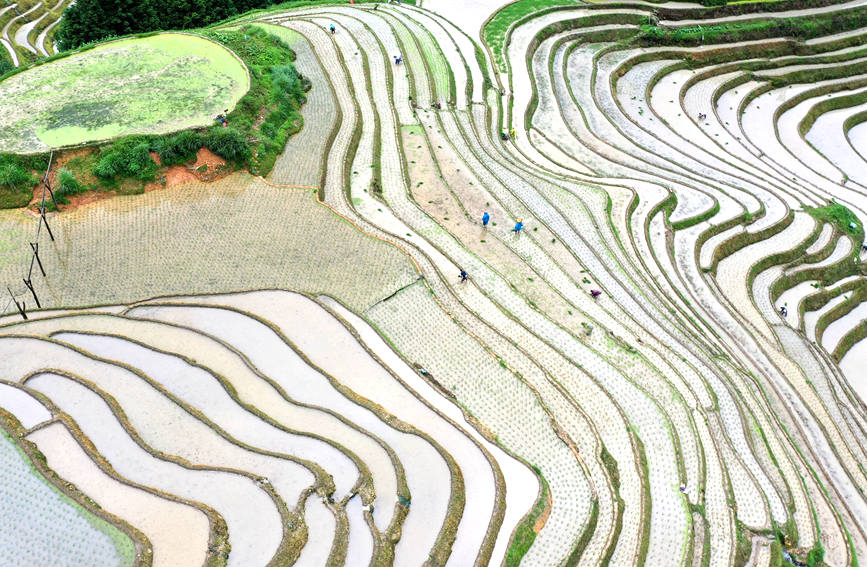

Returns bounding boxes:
[513,219,524,233]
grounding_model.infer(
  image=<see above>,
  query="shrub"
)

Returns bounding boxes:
[93,137,156,180]
[155,130,203,166]
[55,169,87,204]
[0,154,37,209]
[271,64,304,106]
[0,161,32,189]
[203,128,252,163]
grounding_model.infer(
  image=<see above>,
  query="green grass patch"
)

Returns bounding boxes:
[505,472,550,566]
[247,22,302,45]
[805,202,863,239]
[0,33,249,154]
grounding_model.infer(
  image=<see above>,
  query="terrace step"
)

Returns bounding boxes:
[0,314,361,500]
[26,422,211,567]
[0,415,139,566]
[139,290,479,567]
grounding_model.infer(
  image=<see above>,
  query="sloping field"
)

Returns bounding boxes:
[2,0,867,565]
[0,32,249,153]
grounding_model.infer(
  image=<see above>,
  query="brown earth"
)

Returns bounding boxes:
[30,147,102,210]
[145,147,230,192]
[533,487,553,533]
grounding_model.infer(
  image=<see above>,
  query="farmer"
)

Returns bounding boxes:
[779,306,788,317]
[510,127,516,140]
[590,289,602,299]
[394,54,402,65]
[513,219,524,233]
[460,269,468,283]
[330,23,336,34]
[501,130,509,141]
[482,211,490,227]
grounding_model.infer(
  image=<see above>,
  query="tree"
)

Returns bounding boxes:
[56,0,160,49]
[55,0,280,50]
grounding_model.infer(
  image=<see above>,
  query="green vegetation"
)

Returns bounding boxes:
[639,8,867,45]
[505,472,550,566]
[201,25,308,174]
[56,0,411,49]
[805,202,863,239]
[154,131,205,167]
[734,522,752,566]
[0,33,249,154]
[203,129,254,164]
[56,0,287,49]
[93,137,159,181]
[55,169,87,203]
[0,154,47,209]
[806,540,825,567]
[484,0,580,71]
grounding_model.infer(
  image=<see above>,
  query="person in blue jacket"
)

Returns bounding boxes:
[513,219,524,233]
[482,212,490,227]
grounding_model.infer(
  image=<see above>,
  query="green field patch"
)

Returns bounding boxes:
[0,33,249,154]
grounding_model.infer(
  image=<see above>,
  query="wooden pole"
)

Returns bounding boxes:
[22,278,40,309]
[29,242,45,278]
[7,287,26,320]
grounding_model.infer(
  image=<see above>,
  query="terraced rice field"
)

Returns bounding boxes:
[3,0,867,565]
[0,32,249,152]
[0,0,69,66]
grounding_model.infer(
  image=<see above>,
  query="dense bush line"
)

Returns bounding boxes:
[56,0,291,49]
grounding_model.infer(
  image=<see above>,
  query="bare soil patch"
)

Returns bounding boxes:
[145,148,230,193]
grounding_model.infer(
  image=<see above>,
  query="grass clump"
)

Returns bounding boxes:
[155,131,203,166]
[0,157,34,189]
[203,128,253,164]
[42,168,90,210]
[0,154,46,208]
[56,169,87,201]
